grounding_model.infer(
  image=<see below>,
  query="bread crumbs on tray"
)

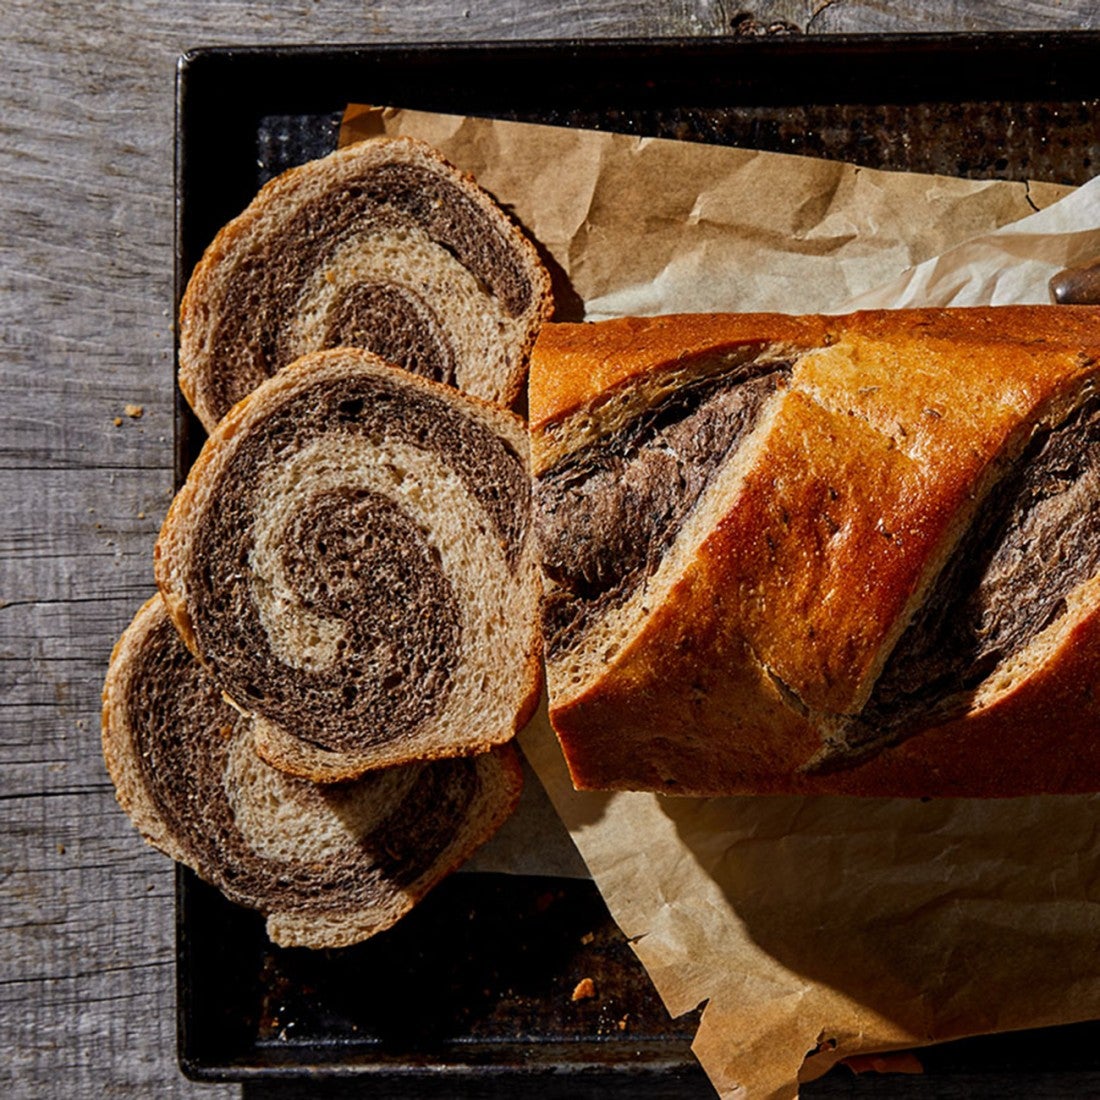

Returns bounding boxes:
[571,977,596,1002]
[124,404,144,419]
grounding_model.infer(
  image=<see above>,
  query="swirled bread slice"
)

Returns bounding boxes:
[156,347,542,781]
[102,596,523,948]
[179,136,553,430]
[530,307,1100,797]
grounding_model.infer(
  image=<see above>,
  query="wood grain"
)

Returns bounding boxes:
[3,2,1099,1099]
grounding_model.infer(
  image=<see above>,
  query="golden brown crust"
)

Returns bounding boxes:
[795,594,1100,798]
[551,559,824,795]
[556,560,1100,800]
[534,307,1100,797]
[528,312,827,433]
[531,306,1100,430]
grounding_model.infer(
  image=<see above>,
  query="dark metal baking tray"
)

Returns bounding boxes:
[176,34,1100,1098]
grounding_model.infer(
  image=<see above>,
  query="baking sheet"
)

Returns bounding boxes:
[175,35,1100,1095]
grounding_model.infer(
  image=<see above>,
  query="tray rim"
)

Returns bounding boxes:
[174,27,1100,59]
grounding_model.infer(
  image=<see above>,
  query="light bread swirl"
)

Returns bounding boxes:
[102,595,524,948]
[156,347,543,781]
[179,136,553,429]
[530,307,1100,797]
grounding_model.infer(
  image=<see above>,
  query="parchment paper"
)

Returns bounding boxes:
[340,106,1100,1097]
[340,105,1068,320]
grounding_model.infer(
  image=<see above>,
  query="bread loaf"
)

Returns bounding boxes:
[178,136,553,430]
[529,307,1100,797]
[102,595,524,948]
[156,347,542,781]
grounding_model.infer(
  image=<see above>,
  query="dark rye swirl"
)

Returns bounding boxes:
[102,596,523,948]
[156,347,543,782]
[178,136,553,431]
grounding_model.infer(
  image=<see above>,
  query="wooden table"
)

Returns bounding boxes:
[4,3,1099,1098]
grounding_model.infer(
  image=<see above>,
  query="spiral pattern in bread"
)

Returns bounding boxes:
[179,136,553,430]
[156,347,542,781]
[102,596,524,948]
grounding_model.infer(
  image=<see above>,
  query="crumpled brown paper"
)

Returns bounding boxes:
[340,104,1067,320]
[842,175,1100,309]
[341,106,1100,1098]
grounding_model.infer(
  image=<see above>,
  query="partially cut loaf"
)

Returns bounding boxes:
[530,307,1100,797]
[156,347,543,781]
[179,136,553,430]
[102,595,524,948]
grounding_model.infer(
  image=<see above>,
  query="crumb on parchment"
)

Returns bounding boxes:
[571,977,596,1002]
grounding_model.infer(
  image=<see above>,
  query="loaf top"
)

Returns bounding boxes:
[530,307,1100,434]
[529,311,828,435]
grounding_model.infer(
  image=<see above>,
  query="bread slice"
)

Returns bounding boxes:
[530,306,1100,797]
[156,347,543,781]
[178,135,553,430]
[102,595,524,948]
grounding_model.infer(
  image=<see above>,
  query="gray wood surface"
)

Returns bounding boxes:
[3,3,1099,1098]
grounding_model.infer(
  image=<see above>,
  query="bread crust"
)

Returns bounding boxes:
[533,307,1100,797]
[529,311,827,438]
[101,595,196,865]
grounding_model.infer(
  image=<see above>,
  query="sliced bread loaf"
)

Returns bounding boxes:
[156,347,543,781]
[102,595,524,948]
[178,136,553,429]
[530,307,1100,797]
